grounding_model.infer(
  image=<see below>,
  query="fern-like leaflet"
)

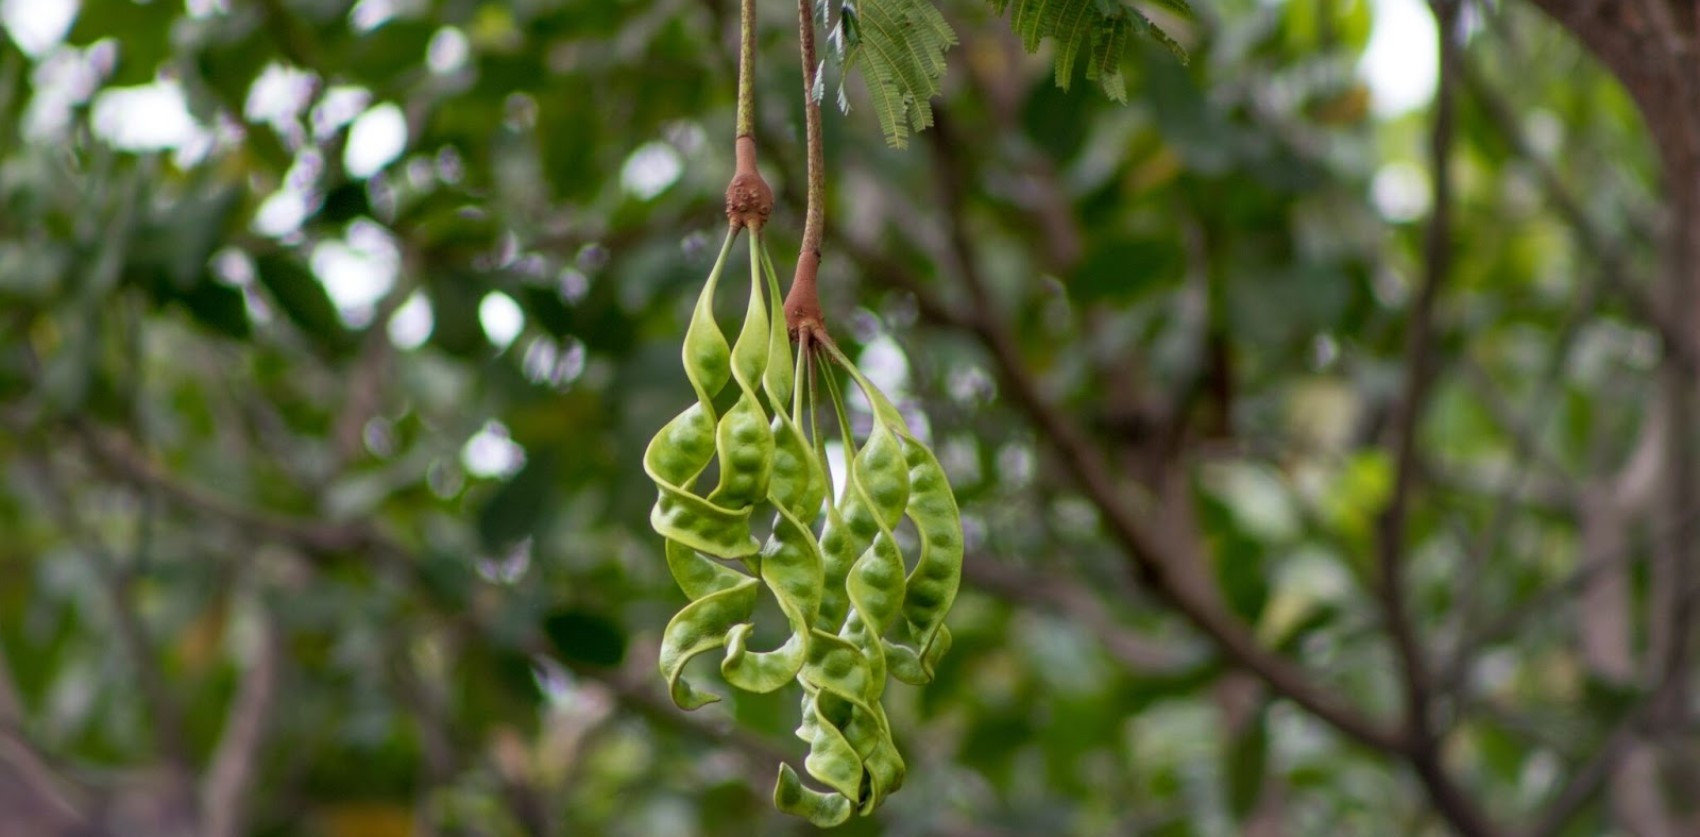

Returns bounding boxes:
[822,0,1192,146]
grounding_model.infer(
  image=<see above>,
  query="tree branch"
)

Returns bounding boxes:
[1363,6,1501,833]
[916,111,1406,755]
[27,452,193,773]
[1458,50,1698,375]
[1523,709,1651,837]
[73,423,411,567]
[965,558,1192,672]
[201,604,281,837]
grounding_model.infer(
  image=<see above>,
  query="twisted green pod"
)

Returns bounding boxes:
[645,224,964,827]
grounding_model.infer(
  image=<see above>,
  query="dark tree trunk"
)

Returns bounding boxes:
[1527,1,1700,831]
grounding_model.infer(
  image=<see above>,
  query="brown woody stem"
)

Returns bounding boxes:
[783,0,827,342]
[725,0,772,229]
[726,136,773,229]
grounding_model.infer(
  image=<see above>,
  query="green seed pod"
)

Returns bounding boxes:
[722,505,820,691]
[885,437,962,684]
[644,225,964,827]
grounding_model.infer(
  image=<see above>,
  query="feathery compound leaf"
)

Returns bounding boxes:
[834,0,958,148]
[986,0,1189,102]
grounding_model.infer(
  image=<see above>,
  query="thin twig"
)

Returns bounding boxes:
[736,0,756,138]
[201,603,281,837]
[1459,49,1698,374]
[1522,709,1649,837]
[1367,6,1499,833]
[726,0,772,229]
[783,0,827,336]
[0,639,22,731]
[0,731,89,828]
[74,424,410,566]
[27,452,193,772]
[965,558,1191,672]
[1374,0,1458,739]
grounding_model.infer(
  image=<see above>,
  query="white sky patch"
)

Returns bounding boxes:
[824,440,848,505]
[348,0,396,32]
[858,335,910,398]
[345,102,407,178]
[997,443,1035,490]
[24,42,105,138]
[557,267,589,304]
[1371,160,1431,222]
[479,291,524,350]
[312,221,400,326]
[92,81,200,151]
[387,291,434,349]
[211,248,255,287]
[1359,0,1438,117]
[245,63,317,132]
[462,420,526,479]
[620,141,682,200]
[312,85,372,140]
[253,189,309,238]
[522,336,586,389]
[2,0,76,58]
[186,0,230,19]
[427,27,470,75]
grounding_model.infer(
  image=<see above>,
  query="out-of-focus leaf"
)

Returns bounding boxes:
[425,270,488,355]
[68,0,177,84]
[1070,237,1186,304]
[316,181,374,226]
[476,450,556,552]
[176,278,251,339]
[1225,707,1270,820]
[542,608,626,668]
[254,251,352,348]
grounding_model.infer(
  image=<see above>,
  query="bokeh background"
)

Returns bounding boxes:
[0,0,1680,835]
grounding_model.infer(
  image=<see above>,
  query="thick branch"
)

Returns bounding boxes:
[916,113,1404,755]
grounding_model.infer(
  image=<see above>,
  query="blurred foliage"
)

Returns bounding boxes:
[0,0,1671,835]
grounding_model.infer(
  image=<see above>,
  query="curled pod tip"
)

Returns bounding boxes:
[774,763,855,828]
[658,577,760,710]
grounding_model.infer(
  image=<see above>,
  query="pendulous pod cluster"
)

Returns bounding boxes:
[643,226,963,826]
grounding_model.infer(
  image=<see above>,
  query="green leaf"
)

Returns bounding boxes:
[1225,708,1269,820]
[424,270,487,355]
[987,0,1189,103]
[177,278,251,339]
[315,181,374,226]
[835,0,958,148]
[542,609,627,668]
[1070,237,1185,303]
[68,0,177,84]
[253,252,353,349]
[476,450,557,553]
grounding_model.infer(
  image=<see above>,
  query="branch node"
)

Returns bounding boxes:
[725,135,774,230]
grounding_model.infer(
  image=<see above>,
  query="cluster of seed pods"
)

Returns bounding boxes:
[642,225,963,826]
